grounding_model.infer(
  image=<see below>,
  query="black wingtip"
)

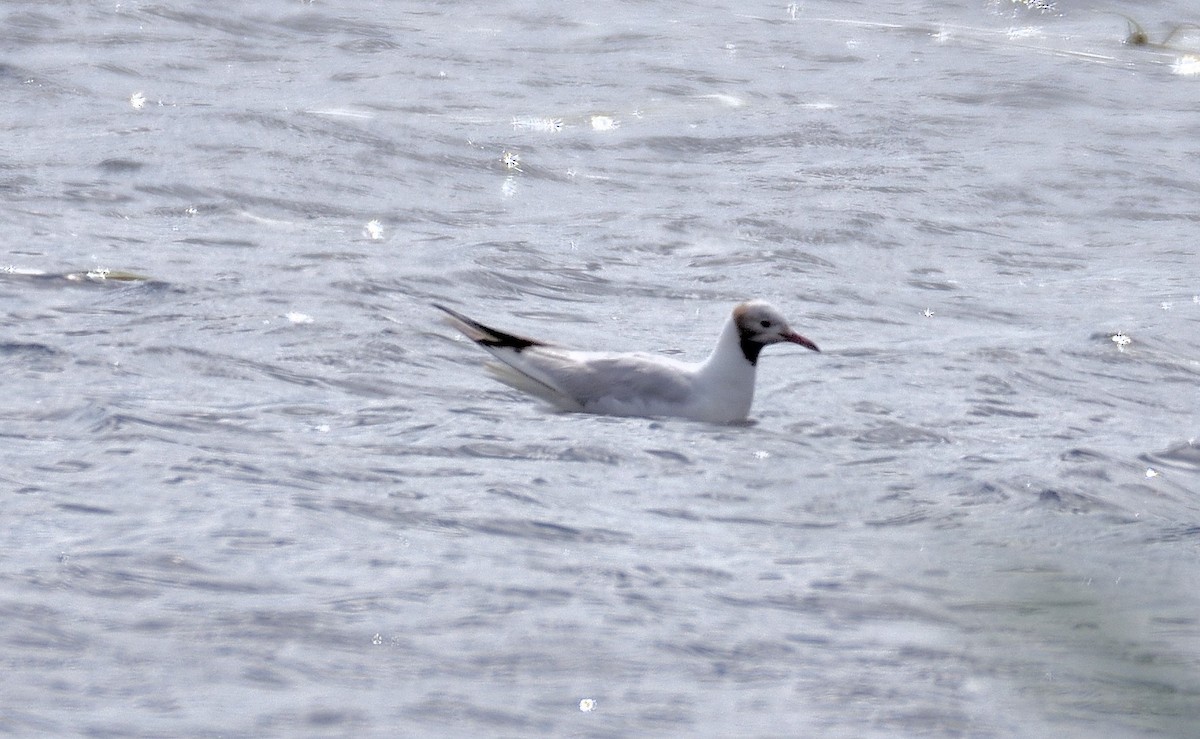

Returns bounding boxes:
[432,302,545,351]
[431,302,458,321]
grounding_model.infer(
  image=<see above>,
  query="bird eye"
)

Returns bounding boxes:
[760,320,772,328]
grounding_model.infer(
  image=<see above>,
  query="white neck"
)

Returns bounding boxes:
[694,314,757,420]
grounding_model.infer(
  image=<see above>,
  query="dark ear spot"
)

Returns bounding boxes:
[760,320,772,329]
[739,336,764,365]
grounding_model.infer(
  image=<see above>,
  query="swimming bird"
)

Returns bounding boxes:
[434,301,819,423]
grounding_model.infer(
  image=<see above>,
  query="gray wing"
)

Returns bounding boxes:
[539,352,695,408]
[435,304,694,412]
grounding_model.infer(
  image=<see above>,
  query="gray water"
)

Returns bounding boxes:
[3,0,1200,736]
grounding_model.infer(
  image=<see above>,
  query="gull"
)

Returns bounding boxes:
[434,301,819,423]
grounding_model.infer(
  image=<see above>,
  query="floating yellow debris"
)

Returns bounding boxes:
[64,269,152,283]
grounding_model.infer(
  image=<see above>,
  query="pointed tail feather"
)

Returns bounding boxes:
[435,303,582,410]
[485,362,583,411]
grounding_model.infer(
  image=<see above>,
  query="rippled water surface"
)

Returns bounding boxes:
[3,0,1199,736]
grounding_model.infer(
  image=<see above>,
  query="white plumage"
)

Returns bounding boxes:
[434,301,819,423]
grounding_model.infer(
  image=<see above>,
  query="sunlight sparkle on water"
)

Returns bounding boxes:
[590,115,618,131]
[512,116,562,133]
[1172,55,1200,76]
